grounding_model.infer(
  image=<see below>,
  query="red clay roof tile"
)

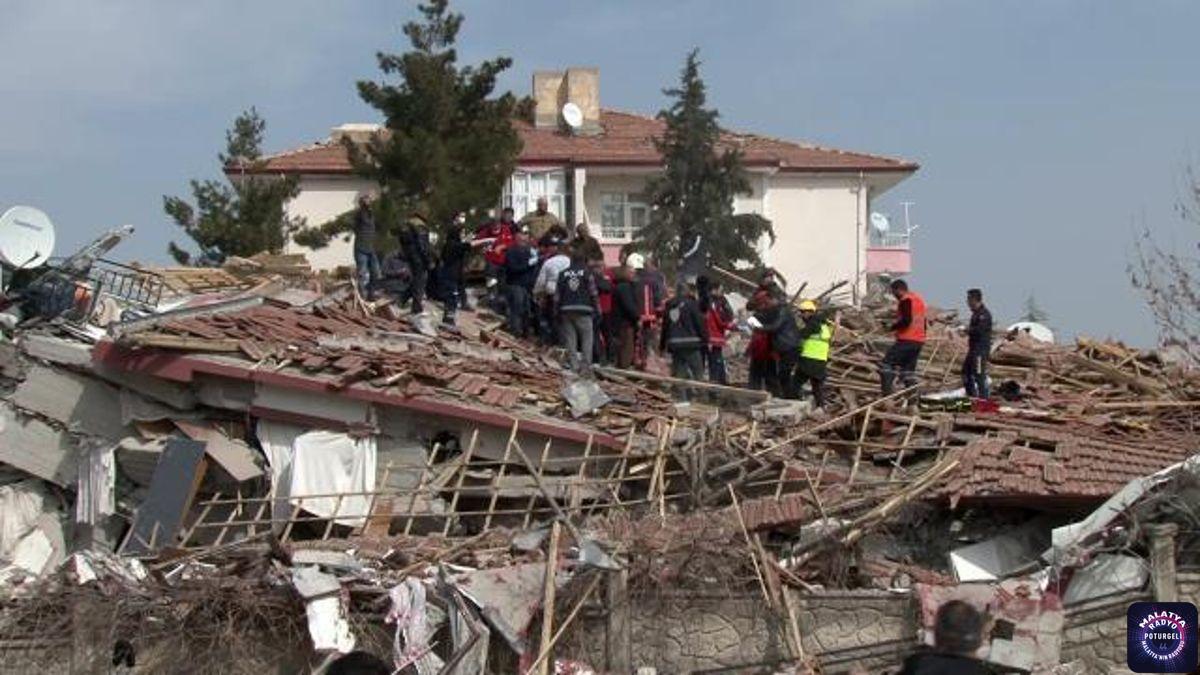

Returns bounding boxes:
[239,110,918,176]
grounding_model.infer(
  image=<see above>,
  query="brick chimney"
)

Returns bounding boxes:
[330,123,383,145]
[532,67,601,135]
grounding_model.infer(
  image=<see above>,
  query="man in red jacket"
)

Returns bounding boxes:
[880,278,927,395]
[746,274,782,393]
[700,278,734,384]
[475,207,516,307]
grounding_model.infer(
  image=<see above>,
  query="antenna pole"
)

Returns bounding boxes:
[900,201,915,233]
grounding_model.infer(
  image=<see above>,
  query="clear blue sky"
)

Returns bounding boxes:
[3,1,1197,345]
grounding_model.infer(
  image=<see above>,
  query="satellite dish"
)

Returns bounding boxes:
[561,102,584,129]
[0,206,56,269]
[870,212,890,233]
[1007,321,1055,344]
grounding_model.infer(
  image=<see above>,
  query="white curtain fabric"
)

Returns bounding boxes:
[75,441,116,525]
[256,421,376,529]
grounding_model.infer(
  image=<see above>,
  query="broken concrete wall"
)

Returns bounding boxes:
[568,590,916,673]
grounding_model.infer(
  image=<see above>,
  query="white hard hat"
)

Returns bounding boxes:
[626,253,645,270]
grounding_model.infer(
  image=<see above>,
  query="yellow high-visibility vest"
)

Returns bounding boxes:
[800,322,833,361]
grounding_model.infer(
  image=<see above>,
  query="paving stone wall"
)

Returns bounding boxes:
[566,590,917,673]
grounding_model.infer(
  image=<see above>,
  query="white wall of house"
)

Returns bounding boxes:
[285,175,373,271]
[762,174,870,302]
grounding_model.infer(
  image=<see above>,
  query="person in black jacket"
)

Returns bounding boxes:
[436,225,483,325]
[555,251,599,374]
[398,211,433,315]
[502,228,539,337]
[660,281,709,399]
[749,294,802,399]
[962,288,994,399]
[898,601,994,675]
[612,264,641,369]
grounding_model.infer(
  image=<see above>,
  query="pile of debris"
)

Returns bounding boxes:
[0,228,1197,673]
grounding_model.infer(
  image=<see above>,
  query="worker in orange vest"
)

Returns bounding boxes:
[880,278,927,395]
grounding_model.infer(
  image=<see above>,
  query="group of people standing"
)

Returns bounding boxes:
[351,193,996,403]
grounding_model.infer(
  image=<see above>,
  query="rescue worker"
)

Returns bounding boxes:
[572,223,604,263]
[475,207,515,308]
[590,258,615,365]
[502,228,538,337]
[397,209,433,315]
[436,224,487,326]
[519,197,562,241]
[963,288,994,399]
[749,293,802,399]
[632,253,667,362]
[352,194,381,299]
[532,236,570,345]
[700,278,734,384]
[795,299,835,406]
[612,263,641,369]
[660,281,709,399]
[555,251,599,374]
[880,278,927,395]
[746,274,782,393]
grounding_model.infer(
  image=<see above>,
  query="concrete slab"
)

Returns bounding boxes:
[0,404,80,485]
[7,365,126,439]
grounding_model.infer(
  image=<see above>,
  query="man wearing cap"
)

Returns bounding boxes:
[519,197,562,241]
[398,209,433,314]
[795,299,835,406]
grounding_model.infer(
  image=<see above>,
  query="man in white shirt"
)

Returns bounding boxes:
[532,237,570,343]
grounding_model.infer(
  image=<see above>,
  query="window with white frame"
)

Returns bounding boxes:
[502,170,569,221]
[599,192,649,241]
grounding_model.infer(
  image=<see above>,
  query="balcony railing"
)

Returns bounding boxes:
[869,230,911,249]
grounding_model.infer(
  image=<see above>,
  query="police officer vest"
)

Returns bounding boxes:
[558,267,593,314]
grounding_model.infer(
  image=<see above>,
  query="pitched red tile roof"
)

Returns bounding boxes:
[237,109,918,175]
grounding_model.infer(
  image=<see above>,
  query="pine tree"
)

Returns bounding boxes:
[1021,293,1050,323]
[636,50,773,277]
[301,0,527,248]
[164,108,302,265]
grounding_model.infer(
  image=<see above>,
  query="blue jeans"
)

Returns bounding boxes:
[354,249,381,296]
[705,346,728,385]
[505,285,531,337]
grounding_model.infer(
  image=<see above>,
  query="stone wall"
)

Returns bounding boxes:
[1059,588,1147,674]
[564,590,917,673]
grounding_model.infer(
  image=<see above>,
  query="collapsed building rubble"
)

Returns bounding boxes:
[0,233,1198,673]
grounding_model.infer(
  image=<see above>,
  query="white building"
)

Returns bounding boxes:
[237,68,918,300]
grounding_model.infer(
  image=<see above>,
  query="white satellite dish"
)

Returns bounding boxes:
[1007,321,1055,344]
[561,102,584,129]
[0,206,56,269]
[870,212,890,233]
